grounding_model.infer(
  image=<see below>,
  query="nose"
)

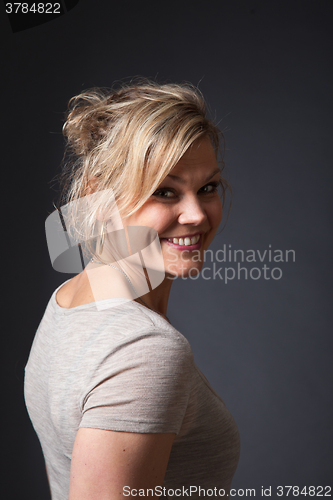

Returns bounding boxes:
[177,194,207,226]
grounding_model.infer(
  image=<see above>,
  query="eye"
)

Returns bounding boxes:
[152,188,177,199]
[199,181,220,194]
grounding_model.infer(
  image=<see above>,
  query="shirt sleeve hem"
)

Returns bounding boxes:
[79,415,180,434]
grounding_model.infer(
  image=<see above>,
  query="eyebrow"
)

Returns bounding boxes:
[167,168,221,184]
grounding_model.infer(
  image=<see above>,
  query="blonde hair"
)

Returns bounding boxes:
[53,78,231,258]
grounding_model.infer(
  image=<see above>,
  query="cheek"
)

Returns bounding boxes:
[202,200,223,250]
[209,199,223,229]
[124,203,175,233]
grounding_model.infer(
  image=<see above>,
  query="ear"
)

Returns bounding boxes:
[85,178,123,226]
[85,176,98,196]
[85,177,105,222]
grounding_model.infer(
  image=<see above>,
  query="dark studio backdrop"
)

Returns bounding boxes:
[1,0,332,498]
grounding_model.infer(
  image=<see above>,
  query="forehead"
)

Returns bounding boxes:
[170,137,218,175]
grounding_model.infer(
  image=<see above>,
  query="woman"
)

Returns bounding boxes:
[24,79,240,500]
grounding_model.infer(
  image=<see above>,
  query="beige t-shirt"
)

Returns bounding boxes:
[24,281,240,499]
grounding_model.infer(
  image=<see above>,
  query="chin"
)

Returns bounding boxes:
[166,264,202,280]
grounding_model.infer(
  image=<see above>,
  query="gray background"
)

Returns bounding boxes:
[1,0,332,498]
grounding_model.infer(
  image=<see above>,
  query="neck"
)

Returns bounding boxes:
[89,256,173,318]
[136,275,173,317]
[95,232,174,316]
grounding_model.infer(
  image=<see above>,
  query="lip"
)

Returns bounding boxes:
[161,232,203,251]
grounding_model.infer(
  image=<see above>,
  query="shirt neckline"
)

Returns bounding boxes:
[52,279,133,315]
[51,280,171,325]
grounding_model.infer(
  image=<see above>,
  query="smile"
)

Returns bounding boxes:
[167,234,200,246]
[161,233,202,250]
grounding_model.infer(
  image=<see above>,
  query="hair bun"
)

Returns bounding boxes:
[62,89,112,156]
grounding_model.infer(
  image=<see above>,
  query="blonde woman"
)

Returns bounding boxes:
[24,80,240,500]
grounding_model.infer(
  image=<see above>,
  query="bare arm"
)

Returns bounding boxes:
[68,427,175,500]
[45,463,52,499]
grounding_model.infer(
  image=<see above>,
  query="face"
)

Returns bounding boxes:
[122,136,223,279]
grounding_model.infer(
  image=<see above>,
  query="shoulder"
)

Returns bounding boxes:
[128,302,191,347]
[79,303,194,435]
[103,301,194,367]
[55,273,95,309]
[48,279,194,371]
[55,297,194,370]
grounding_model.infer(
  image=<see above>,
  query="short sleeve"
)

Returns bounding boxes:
[79,328,193,434]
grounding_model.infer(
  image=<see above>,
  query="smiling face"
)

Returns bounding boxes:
[122,136,223,278]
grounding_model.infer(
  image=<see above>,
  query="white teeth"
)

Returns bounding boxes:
[168,235,200,246]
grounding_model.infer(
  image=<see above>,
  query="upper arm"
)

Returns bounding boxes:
[45,462,53,499]
[68,427,175,500]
